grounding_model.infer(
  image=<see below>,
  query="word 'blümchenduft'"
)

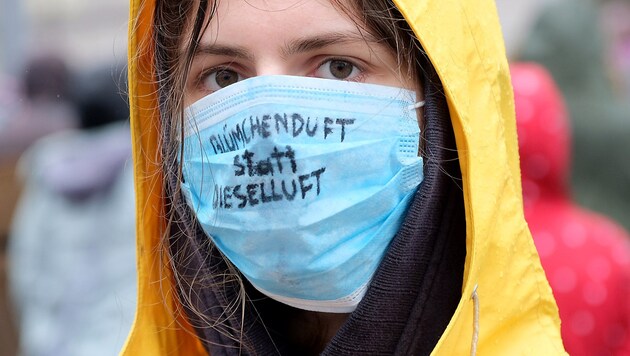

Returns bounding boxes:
[208,113,356,154]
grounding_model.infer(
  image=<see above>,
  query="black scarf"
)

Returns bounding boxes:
[170,62,466,356]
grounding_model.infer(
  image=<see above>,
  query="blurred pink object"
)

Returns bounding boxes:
[512,62,630,355]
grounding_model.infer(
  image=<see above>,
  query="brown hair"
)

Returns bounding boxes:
[152,0,427,350]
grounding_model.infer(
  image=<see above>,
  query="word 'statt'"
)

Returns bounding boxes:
[213,145,326,209]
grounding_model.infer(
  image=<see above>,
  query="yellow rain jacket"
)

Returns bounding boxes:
[123,0,566,354]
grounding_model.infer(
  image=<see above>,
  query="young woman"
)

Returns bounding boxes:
[123,0,566,354]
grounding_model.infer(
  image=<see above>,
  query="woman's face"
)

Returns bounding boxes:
[184,0,417,105]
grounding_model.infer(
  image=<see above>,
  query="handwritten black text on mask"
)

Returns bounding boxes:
[213,145,326,209]
[211,113,356,209]
[208,113,355,154]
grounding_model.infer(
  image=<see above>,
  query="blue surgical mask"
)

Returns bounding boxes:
[180,75,424,313]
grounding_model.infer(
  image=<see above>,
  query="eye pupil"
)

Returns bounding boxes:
[215,69,239,88]
[329,60,353,79]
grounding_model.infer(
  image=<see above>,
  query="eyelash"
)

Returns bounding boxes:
[194,65,239,92]
[314,56,367,82]
[192,56,368,94]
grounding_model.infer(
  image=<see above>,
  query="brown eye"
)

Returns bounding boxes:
[215,69,239,87]
[200,68,242,92]
[329,60,354,79]
[315,59,361,81]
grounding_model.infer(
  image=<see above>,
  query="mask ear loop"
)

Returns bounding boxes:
[407,100,426,111]
[470,284,480,356]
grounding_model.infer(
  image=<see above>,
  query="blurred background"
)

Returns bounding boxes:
[498,0,630,354]
[0,1,136,355]
[0,0,628,355]
[498,0,630,231]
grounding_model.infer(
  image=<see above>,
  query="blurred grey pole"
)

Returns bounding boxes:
[0,0,28,75]
[495,0,561,60]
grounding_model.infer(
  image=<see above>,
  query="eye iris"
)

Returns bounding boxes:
[329,60,353,79]
[215,69,238,88]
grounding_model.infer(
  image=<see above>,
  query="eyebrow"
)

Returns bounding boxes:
[194,44,255,61]
[281,31,380,57]
[193,31,381,61]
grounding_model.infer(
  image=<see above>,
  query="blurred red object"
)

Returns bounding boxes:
[512,62,630,355]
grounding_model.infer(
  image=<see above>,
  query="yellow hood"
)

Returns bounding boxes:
[124,0,565,354]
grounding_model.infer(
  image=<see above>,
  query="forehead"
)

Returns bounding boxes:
[202,0,360,43]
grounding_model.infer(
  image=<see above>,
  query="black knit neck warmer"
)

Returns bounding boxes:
[170,62,466,356]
